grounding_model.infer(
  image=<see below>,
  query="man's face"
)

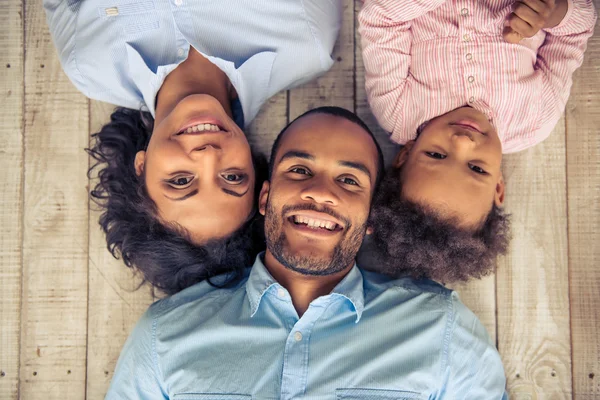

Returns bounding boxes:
[397,106,505,228]
[259,113,379,276]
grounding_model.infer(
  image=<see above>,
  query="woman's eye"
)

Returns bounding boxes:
[222,173,245,182]
[290,167,311,176]
[340,177,359,186]
[168,176,193,187]
[425,151,447,159]
[469,164,487,174]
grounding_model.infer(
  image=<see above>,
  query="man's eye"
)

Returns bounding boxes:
[222,173,245,183]
[339,177,359,186]
[469,164,488,175]
[168,176,193,187]
[425,152,447,159]
[290,167,311,175]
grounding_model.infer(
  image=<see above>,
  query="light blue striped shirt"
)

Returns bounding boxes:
[44,0,342,125]
[106,255,508,399]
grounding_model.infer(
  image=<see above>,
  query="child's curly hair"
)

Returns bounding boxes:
[87,107,267,295]
[365,167,511,283]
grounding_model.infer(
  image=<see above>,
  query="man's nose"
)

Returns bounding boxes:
[300,177,339,206]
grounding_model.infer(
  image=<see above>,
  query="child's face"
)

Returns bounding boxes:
[395,106,505,228]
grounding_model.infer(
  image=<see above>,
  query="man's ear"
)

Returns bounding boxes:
[392,140,416,169]
[494,174,505,207]
[258,181,270,216]
[134,151,146,176]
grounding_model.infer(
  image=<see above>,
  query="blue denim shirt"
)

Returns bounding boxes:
[44,0,342,126]
[106,255,508,399]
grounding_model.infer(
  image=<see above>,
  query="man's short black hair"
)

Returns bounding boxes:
[269,106,385,191]
[363,167,511,283]
[87,107,267,295]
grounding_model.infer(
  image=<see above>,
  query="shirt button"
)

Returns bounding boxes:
[468,75,475,83]
[463,33,471,42]
[466,53,473,60]
[177,48,185,57]
[277,288,286,298]
[294,332,303,342]
[461,8,469,16]
[174,0,182,5]
[469,96,475,103]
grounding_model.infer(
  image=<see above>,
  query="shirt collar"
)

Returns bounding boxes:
[246,253,365,323]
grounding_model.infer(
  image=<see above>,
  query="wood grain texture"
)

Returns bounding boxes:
[85,101,154,399]
[288,0,355,120]
[19,3,90,399]
[0,0,23,398]
[566,3,600,398]
[497,117,572,398]
[247,91,288,157]
[354,0,400,166]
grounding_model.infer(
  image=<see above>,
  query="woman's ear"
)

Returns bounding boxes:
[494,174,505,207]
[134,151,146,176]
[258,181,270,216]
[393,140,416,169]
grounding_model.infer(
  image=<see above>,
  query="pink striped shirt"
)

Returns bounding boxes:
[359,0,596,153]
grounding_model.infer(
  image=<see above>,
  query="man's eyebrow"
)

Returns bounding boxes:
[339,160,372,182]
[278,150,315,163]
[166,189,199,201]
[222,187,250,198]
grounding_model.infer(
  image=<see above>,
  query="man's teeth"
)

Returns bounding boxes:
[184,123,221,133]
[293,215,338,231]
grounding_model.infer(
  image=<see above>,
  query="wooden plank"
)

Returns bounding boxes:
[566,4,600,398]
[497,117,572,398]
[247,91,288,157]
[0,0,24,398]
[19,3,90,399]
[85,101,155,399]
[288,0,355,120]
[354,0,400,165]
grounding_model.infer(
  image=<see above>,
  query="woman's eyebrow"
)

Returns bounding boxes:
[222,187,249,198]
[166,189,199,201]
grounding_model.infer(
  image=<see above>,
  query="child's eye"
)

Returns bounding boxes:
[290,167,311,176]
[425,151,447,159]
[339,177,359,186]
[469,164,488,174]
[168,176,194,187]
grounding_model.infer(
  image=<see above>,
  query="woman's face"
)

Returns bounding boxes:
[135,94,255,244]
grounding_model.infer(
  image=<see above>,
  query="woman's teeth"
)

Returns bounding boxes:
[293,215,338,231]
[184,123,221,133]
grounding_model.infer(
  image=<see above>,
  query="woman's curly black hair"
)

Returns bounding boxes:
[364,167,511,283]
[87,107,267,296]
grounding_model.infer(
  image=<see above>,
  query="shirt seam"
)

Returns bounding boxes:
[439,291,454,391]
[151,313,167,395]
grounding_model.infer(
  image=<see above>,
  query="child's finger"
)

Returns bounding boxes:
[512,2,544,29]
[519,0,550,14]
[507,13,538,37]
[502,26,524,43]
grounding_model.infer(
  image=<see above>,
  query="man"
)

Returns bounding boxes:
[106,107,508,399]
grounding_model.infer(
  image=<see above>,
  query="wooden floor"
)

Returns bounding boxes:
[0,0,598,399]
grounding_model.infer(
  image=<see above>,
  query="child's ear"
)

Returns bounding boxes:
[134,151,146,176]
[494,175,505,206]
[393,140,416,169]
[258,181,271,216]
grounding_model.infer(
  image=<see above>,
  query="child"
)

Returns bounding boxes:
[358,0,596,282]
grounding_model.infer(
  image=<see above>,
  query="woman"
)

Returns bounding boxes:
[45,0,342,294]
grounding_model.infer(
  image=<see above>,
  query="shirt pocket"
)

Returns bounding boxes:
[173,395,251,400]
[336,388,422,400]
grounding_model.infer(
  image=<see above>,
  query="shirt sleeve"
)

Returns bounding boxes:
[358,0,447,144]
[442,292,507,399]
[517,0,597,152]
[105,304,168,400]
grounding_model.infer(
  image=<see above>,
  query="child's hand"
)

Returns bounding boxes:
[502,0,567,43]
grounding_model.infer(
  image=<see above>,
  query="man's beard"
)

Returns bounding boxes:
[264,201,367,276]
